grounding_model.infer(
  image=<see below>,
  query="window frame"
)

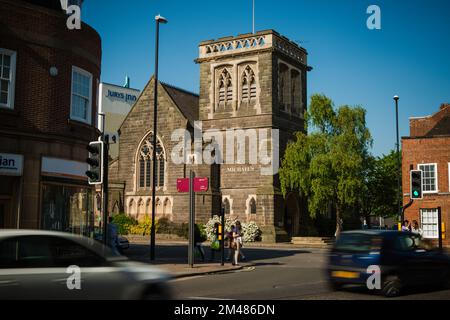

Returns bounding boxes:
[420,208,439,239]
[70,65,93,124]
[0,48,17,110]
[417,163,438,194]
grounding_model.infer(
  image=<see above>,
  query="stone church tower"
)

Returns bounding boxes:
[109,29,310,242]
[195,30,309,241]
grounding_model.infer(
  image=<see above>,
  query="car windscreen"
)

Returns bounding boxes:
[334,233,383,253]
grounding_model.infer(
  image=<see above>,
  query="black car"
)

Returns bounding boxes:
[327,230,450,297]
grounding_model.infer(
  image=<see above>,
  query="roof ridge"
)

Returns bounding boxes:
[160,81,199,97]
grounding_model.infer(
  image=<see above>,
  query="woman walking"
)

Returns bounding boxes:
[232,221,243,266]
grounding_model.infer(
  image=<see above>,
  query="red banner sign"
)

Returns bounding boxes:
[194,177,209,192]
[176,178,190,193]
[177,177,209,192]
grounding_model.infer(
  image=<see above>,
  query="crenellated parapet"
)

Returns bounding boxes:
[197,29,307,65]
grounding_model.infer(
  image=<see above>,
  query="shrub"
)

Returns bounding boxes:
[204,216,262,242]
[129,216,158,236]
[112,214,137,235]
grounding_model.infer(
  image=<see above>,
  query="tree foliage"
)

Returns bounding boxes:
[279,94,372,235]
[361,150,401,221]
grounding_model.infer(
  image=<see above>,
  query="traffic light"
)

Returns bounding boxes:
[86,141,104,185]
[410,170,423,200]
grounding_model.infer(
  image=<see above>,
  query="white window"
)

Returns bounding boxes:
[420,208,439,239]
[0,49,17,109]
[71,66,92,124]
[418,163,438,193]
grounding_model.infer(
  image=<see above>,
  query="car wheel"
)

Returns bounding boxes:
[142,285,171,300]
[381,275,402,298]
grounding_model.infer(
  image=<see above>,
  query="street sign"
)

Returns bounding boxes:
[194,177,209,192]
[177,178,190,193]
[177,177,209,192]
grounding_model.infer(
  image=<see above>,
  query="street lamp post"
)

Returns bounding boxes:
[150,14,168,261]
[394,95,402,224]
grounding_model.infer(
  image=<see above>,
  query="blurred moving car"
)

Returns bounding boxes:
[327,230,450,297]
[0,230,172,300]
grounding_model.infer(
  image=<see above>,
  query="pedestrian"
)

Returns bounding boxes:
[401,220,411,232]
[107,216,120,255]
[411,220,423,236]
[194,224,206,262]
[210,223,221,261]
[226,225,235,262]
[232,221,244,266]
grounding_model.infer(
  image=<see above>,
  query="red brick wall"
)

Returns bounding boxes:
[402,136,450,247]
[410,104,450,137]
[0,0,101,142]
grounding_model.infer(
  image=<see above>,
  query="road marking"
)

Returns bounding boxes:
[188,297,233,300]
[171,275,205,282]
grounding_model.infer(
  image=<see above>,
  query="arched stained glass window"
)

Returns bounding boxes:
[137,133,165,189]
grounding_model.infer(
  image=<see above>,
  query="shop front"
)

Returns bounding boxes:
[40,157,97,238]
[0,153,23,229]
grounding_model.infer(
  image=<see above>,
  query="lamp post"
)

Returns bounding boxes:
[394,95,402,224]
[150,14,168,261]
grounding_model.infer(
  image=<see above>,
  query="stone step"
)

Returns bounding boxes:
[291,237,335,248]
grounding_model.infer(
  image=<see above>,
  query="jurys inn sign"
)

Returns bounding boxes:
[0,153,24,176]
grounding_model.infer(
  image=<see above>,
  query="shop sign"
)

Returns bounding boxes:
[0,153,23,176]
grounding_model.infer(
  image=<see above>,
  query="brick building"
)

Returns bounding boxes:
[402,103,450,247]
[0,0,101,234]
[110,30,310,241]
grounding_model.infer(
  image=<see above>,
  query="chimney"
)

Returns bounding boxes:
[440,103,450,110]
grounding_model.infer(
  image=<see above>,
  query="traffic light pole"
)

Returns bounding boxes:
[221,207,225,266]
[102,135,110,246]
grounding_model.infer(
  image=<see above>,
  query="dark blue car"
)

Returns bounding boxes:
[327,230,450,297]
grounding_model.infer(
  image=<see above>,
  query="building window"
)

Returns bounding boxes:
[137,133,165,190]
[241,65,256,104]
[249,197,257,214]
[217,68,232,106]
[0,49,17,109]
[222,198,230,215]
[41,184,94,237]
[291,69,301,116]
[418,163,438,193]
[279,63,290,112]
[420,208,439,239]
[71,66,92,124]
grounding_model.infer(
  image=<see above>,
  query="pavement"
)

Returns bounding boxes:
[123,240,261,278]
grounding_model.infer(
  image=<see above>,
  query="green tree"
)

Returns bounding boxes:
[361,150,402,225]
[279,94,372,236]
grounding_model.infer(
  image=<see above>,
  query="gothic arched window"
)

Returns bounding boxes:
[217,68,232,106]
[291,69,301,116]
[137,133,166,190]
[249,198,257,214]
[241,65,257,104]
[222,198,231,215]
[279,63,290,112]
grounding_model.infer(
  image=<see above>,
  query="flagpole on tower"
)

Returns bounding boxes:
[252,0,255,34]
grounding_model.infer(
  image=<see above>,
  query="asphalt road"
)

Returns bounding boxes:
[160,245,450,300]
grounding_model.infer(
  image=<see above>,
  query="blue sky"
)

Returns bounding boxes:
[82,0,450,156]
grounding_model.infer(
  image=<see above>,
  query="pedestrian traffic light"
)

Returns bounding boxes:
[86,141,104,185]
[410,170,423,200]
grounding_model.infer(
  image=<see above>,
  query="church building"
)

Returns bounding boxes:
[109,30,310,242]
